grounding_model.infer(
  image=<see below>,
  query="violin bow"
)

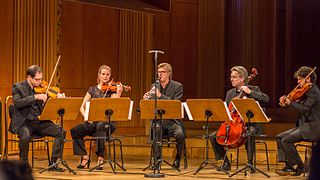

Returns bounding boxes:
[45,55,61,95]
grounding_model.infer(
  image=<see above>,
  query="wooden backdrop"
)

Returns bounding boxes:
[1,0,320,150]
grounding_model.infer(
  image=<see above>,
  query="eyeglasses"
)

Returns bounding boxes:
[33,77,43,81]
[230,75,240,79]
[157,70,167,74]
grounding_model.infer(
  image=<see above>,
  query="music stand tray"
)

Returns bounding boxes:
[88,97,132,173]
[39,97,83,174]
[229,98,270,178]
[185,99,231,175]
[140,100,183,177]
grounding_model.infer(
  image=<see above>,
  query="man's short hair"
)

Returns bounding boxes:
[231,66,248,80]
[158,63,173,78]
[294,66,317,83]
[26,65,42,78]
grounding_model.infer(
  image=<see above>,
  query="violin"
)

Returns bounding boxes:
[101,81,131,93]
[216,68,258,149]
[279,67,316,107]
[34,80,61,98]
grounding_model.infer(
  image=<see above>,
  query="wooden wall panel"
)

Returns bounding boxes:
[60,1,85,96]
[197,0,225,99]
[170,0,197,100]
[83,5,120,89]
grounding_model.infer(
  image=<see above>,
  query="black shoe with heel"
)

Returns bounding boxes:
[77,158,90,169]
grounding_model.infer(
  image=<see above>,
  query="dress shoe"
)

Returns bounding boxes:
[219,160,231,171]
[172,160,180,170]
[48,164,65,172]
[275,166,295,176]
[294,166,304,176]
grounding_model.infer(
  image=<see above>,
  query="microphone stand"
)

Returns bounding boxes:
[144,50,165,178]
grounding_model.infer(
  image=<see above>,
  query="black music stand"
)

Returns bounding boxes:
[88,97,132,173]
[229,98,271,178]
[140,99,183,178]
[39,97,83,174]
[185,99,231,175]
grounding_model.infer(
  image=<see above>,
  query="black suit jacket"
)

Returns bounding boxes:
[289,84,320,141]
[9,80,43,134]
[225,85,270,134]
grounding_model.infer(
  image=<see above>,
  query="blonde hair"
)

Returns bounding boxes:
[97,65,111,84]
[158,63,173,78]
[231,66,248,80]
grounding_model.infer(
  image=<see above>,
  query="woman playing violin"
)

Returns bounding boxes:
[10,65,66,171]
[209,66,269,172]
[275,66,320,176]
[70,65,123,170]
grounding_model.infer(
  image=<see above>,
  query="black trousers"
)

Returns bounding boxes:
[209,125,256,164]
[17,120,66,161]
[70,121,116,157]
[276,127,304,168]
[153,120,185,163]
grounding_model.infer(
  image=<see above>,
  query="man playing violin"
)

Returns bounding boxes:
[276,66,320,176]
[208,66,269,172]
[70,65,123,170]
[143,63,185,170]
[10,65,66,171]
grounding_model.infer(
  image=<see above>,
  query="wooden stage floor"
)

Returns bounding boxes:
[32,156,307,180]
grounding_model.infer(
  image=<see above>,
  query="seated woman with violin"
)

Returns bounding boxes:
[209,66,269,172]
[275,66,320,176]
[10,65,66,171]
[70,65,124,170]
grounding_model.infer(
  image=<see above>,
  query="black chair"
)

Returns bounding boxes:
[295,142,316,177]
[83,133,124,169]
[235,134,269,171]
[3,96,50,168]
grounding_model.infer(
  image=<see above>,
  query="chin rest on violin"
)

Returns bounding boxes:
[101,81,131,92]
[34,80,61,98]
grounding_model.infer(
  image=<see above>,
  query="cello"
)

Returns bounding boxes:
[216,68,258,149]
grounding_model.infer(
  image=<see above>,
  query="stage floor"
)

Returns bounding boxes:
[32,156,307,180]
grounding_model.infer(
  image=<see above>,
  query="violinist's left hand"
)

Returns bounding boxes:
[116,83,123,96]
[57,93,65,98]
[240,86,252,94]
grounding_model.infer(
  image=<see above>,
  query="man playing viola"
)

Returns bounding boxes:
[275,66,320,176]
[208,66,269,172]
[10,65,66,171]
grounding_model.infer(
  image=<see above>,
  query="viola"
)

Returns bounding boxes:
[101,81,131,93]
[279,67,316,107]
[216,68,258,149]
[34,80,61,98]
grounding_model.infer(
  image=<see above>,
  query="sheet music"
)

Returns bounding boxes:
[224,101,232,120]
[128,101,134,120]
[182,102,193,120]
[255,100,271,122]
[84,102,90,121]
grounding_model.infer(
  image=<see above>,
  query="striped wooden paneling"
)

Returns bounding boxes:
[13,0,59,85]
[118,10,154,127]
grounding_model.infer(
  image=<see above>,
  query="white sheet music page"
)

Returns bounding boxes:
[128,101,134,120]
[182,102,193,120]
[84,101,90,121]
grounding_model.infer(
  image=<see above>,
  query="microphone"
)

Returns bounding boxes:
[148,50,164,54]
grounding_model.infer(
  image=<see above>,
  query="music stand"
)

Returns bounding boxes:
[229,98,271,178]
[185,99,231,175]
[39,97,83,174]
[88,97,132,173]
[140,99,183,178]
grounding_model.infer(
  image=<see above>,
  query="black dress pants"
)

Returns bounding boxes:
[70,121,116,157]
[17,120,66,161]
